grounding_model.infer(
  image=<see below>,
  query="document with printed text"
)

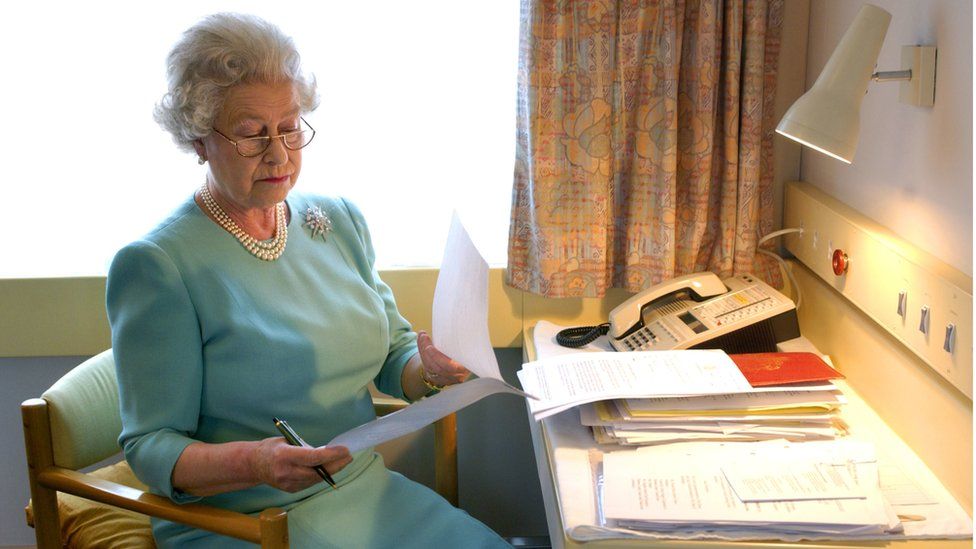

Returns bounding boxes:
[602,445,898,535]
[721,460,865,502]
[326,214,531,451]
[518,350,754,420]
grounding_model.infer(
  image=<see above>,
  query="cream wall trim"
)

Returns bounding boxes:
[785,181,973,397]
[0,278,111,357]
[0,270,638,357]
[790,260,972,513]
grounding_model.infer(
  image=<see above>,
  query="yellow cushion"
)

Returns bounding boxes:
[27,461,156,548]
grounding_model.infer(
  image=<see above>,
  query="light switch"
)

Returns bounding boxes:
[919,306,930,335]
[944,323,956,354]
[897,291,907,318]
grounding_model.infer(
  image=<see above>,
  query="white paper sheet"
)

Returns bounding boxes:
[623,390,845,413]
[613,425,837,438]
[325,213,531,453]
[432,211,500,380]
[519,350,754,419]
[532,319,614,357]
[721,460,865,502]
[879,462,938,506]
[328,378,527,452]
[601,447,896,532]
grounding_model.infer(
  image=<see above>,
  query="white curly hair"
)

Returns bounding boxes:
[154,13,319,153]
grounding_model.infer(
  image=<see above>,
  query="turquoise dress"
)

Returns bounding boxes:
[106,193,508,548]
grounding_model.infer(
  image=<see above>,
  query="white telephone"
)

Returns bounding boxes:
[557,272,799,353]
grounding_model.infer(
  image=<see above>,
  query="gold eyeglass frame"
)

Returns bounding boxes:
[211,117,316,157]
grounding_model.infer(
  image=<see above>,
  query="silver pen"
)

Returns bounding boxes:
[272,417,338,489]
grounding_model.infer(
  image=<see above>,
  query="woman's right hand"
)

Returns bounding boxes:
[251,438,352,492]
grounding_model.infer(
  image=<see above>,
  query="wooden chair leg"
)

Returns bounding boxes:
[22,399,61,549]
[434,412,458,506]
[259,507,289,548]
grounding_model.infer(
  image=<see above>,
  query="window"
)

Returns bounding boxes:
[2,1,518,277]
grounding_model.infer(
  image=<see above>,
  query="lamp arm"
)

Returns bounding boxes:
[871,69,912,82]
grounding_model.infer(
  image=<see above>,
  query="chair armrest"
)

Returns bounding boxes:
[372,396,409,417]
[36,467,286,546]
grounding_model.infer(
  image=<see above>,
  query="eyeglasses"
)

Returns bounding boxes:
[211,117,316,157]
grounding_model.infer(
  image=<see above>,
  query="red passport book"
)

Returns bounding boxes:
[729,352,845,387]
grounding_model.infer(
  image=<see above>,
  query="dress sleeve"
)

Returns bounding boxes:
[339,198,419,400]
[106,240,204,503]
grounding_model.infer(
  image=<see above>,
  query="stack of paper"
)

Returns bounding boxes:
[517,344,849,446]
[527,322,974,542]
[517,349,847,445]
[517,350,757,420]
[601,440,902,538]
[582,385,848,446]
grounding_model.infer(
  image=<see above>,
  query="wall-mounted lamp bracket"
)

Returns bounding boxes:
[897,45,936,106]
[872,69,912,82]
[869,46,936,106]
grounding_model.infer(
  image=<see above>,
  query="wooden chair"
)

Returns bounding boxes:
[22,350,458,548]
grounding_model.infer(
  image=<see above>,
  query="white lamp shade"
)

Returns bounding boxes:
[776,4,892,163]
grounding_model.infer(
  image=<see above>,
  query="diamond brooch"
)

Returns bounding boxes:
[303,205,333,241]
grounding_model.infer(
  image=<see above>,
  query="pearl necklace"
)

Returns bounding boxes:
[200,185,288,261]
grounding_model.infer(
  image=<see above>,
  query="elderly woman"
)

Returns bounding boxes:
[106,13,508,548]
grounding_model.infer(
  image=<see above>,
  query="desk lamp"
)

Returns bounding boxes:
[776,4,937,164]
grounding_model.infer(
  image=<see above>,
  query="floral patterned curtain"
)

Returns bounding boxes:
[507,0,784,298]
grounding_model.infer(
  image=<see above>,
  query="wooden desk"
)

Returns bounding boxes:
[522,326,971,549]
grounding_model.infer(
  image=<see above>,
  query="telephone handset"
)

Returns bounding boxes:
[556,272,800,354]
[607,272,728,341]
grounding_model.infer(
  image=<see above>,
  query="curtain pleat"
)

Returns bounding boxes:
[507,0,783,298]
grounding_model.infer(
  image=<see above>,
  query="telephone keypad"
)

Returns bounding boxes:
[624,324,674,350]
[624,326,661,350]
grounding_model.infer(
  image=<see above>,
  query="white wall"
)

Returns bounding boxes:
[800,0,973,276]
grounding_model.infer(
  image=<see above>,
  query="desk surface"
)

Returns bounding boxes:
[522,326,971,549]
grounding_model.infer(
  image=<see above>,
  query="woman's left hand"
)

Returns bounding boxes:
[417,331,470,388]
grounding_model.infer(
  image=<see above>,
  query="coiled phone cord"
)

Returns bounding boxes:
[555,323,610,348]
